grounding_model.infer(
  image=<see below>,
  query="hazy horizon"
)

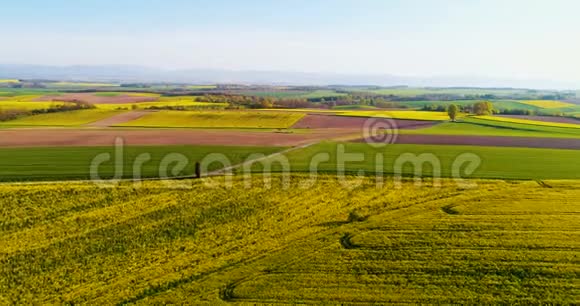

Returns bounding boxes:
[2,0,580,87]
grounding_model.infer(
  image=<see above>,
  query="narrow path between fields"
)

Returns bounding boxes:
[208,141,316,176]
[86,111,152,127]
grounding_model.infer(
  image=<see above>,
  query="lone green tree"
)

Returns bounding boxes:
[447,104,459,122]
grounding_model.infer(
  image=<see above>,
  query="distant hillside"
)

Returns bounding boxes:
[0,64,577,90]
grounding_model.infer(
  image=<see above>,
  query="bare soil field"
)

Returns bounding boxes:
[87,111,152,127]
[358,134,580,149]
[35,93,157,104]
[292,114,437,129]
[499,115,580,124]
[3,127,577,149]
[0,128,357,147]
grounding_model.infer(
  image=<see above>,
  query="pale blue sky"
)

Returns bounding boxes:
[2,0,580,83]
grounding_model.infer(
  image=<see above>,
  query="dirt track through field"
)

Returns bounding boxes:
[87,111,152,127]
[0,129,358,147]
[359,134,580,149]
[209,141,316,176]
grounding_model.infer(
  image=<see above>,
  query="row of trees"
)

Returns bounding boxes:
[447,101,494,121]
[0,101,95,122]
[436,101,563,120]
[316,94,410,109]
[197,94,317,109]
[424,101,494,115]
[196,93,411,109]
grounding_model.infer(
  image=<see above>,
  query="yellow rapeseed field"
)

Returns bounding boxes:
[0,109,123,126]
[339,110,455,121]
[0,175,577,304]
[117,110,305,128]
[518,100,575,109]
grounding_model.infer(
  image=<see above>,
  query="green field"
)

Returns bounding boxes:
[0,95,46,102]
[332,104,378,110]
[545,104,580,115]
[1,143,579,181]
[187,85,217,90]
[404,121,580,138]
[0,145,284,182]
[0,175,577,304]
[0,89,64,97]
[117,110,305,129]
[475,115,580,129]
[270,142,580,180]
[462,117,580,137]
[354,87,535,97]
[46,82,119,88]
[0,109,122,127]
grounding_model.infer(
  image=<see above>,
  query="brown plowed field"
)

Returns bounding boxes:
[35,93,157,104]
[0,129,358,147]
[2,127,577,149]
[292,114,437,129]
[358,134,580,149]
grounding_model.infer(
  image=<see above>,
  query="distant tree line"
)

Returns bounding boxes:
[309,94,409,109]
[428,101,571,118]
[0,101,94,122]
[145,105,226,111]
[196,94,317,109]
